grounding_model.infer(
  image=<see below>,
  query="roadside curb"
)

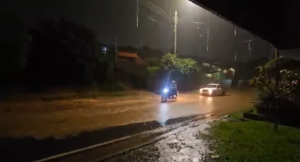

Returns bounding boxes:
[45,113,212,162]
[99,116,210,161]
[0,113,212,162]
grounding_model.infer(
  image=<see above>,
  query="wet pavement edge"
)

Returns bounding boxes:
[56,114,211,162]
[0,114,208,162]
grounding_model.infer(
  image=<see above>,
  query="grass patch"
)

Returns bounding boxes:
[227,111,244,119]
[200,112,300,162]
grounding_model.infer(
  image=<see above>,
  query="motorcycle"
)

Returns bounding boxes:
[161,88,178,102]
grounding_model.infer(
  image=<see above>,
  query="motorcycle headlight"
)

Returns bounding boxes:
[163,88,169,93]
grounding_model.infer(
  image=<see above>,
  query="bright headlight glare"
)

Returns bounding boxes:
[163,88,169,93]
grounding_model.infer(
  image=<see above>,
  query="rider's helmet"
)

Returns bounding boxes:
[171,80,177,88]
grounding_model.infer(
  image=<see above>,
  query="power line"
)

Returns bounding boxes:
[142,2,169,20]
[142,0,167,17]
[143,0,167,15]
[141,0,175,21]
[139,12,159,23]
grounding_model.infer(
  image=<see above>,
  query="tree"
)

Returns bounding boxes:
[250,57,300,130]
[26,19,108,87]
[0,13,31,87]
[161,53,197,77]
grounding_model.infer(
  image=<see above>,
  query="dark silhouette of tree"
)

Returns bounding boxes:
[0,13,30,88]
[26,19,108,88]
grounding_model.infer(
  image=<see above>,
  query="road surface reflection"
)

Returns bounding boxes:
[0,89,254,138]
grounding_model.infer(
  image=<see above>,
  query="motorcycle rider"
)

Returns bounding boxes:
[170,80,178,96]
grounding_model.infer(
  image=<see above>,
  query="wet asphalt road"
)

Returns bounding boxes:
[103,119,212,162]
[0,89,254,162]
[98,88,254,127]
[0,89,254,138]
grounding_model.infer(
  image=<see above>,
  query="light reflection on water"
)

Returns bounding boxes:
[198,95,215,112]
[159,103,170,125]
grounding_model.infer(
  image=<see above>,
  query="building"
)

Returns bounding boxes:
[117,52,144,65]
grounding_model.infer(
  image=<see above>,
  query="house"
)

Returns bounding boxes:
[118,52,138,62]
[117,51,145,65]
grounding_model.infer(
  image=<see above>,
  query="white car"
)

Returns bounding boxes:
[199,83,225,96]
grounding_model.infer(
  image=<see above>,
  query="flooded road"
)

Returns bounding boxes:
[0,89,254,162]
[0,89,254,138]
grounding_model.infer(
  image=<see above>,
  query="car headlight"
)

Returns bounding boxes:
[163,88,169,93]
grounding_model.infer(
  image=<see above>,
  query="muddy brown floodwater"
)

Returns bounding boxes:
[0,89,254,139]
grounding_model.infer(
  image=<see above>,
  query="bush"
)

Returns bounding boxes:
[252,84,295,115]
[250,58,300,122]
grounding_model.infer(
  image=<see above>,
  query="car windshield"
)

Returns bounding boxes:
[206,85,217,88]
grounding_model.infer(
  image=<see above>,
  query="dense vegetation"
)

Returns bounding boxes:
[1,16,266,94]
[0,18,200,93]
[250,57,300,127]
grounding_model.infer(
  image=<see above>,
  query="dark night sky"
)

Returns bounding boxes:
[2,0,272,61]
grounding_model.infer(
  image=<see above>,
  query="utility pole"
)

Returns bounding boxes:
[136,0,139,28]
[115,37,118,64]
[191,18,210,55]
[234,27,237,62]
[174,10,178,55]
[113,37,118,93]
[243,39,253,56]
[206,17,210,53]
[235,51,237,61]
[140,30,143,47]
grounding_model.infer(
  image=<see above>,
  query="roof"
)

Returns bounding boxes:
[207,83,219,86]
[117,52,138,58]
[190,0,300,50]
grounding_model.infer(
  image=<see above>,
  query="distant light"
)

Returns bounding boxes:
[205,74,212,77]
[102,47,107,53]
